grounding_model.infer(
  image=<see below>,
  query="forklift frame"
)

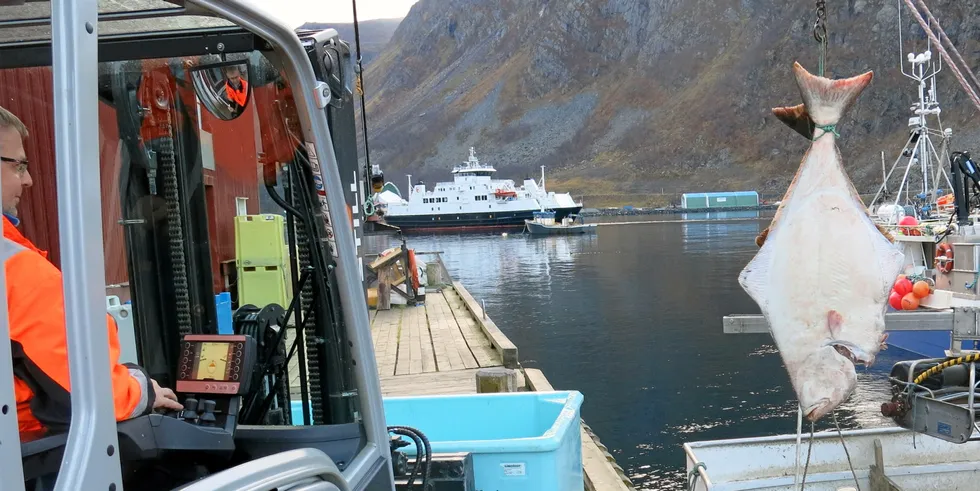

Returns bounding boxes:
[0,1,392,489]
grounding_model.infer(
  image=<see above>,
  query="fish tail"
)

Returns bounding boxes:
[792,61,873,127]
[771,104,814,140]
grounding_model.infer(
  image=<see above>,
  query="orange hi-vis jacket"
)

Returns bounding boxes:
[226,79,248,107]
[5,216,155,441]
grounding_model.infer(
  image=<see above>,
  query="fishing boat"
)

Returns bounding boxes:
[524,210,597,236]
[374,147,582,232]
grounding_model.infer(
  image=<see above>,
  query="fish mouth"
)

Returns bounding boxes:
[804,398,832,421]
[826,340,874,367]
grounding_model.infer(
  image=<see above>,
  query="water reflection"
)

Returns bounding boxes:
[375,217,905,490]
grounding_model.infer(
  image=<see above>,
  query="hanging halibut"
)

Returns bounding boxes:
[740,62,905,421]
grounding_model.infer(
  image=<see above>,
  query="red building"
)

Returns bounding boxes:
[0,65,263,300]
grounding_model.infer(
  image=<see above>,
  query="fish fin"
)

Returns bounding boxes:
[827,309,843,338]
[792,61,873,126]
[875,222,895,243]
[755,226,770,247]
[772,103,815,139]
[739,238,775,313]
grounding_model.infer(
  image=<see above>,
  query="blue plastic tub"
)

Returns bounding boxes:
[290,391,584,490]
[389,391,583,491]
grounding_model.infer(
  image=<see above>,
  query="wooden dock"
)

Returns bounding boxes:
[372,282,633,491]
[288,277,633,490]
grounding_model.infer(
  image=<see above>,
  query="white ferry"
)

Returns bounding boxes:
[378,148,582,232]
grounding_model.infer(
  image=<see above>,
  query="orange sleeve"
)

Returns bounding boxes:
[8,251,153,430]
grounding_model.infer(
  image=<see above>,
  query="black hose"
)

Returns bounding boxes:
[388,426,432,490]
[266,182,308,227]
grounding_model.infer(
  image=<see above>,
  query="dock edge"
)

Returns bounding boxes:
[525,368,636,491]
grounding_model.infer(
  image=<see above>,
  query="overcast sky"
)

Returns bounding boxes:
[267,0,420,26]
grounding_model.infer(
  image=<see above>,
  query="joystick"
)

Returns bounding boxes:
[199,399,217,425]
[181,397,199,422]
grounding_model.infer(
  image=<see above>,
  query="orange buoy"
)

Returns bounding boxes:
[912,280,931,299]
[901,293,920,310]
[894,277,914,297]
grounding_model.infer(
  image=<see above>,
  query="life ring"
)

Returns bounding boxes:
[407,250,420,290]
[935,243,954,274]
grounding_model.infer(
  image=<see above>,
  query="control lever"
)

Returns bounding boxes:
[199,400,217,425]
[181,397,200,422]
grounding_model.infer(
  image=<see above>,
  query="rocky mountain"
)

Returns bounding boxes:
[361,0,980,207]
[300,18,402,66]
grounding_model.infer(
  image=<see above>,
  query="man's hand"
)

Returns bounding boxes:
[151,379,184,411]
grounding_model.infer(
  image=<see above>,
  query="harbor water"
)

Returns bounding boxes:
[366,211,910,490]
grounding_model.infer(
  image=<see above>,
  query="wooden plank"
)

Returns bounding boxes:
[425,291,476,370]
[396,305,413,376]
[368,246,402,270]
[451,281,519,368]
[443,289,500,367]
[374,307,402,377]
[379,368,484,397]
[383,308,401,376]
[405,305,437,373]
[723,310,955,334]
[406,305,425,374]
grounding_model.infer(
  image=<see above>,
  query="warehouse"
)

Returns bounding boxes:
[681,191,759,209]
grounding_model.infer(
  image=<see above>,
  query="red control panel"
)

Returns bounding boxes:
[175,334,255,395]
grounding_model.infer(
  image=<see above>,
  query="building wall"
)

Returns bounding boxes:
[0,66,261,297]
[682,192,758,208]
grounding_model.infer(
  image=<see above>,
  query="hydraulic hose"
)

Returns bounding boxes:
[388,426,432,490]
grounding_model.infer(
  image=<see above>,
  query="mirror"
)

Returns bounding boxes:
[189,57,252,121]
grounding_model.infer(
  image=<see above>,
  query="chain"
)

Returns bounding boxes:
[813,0,828,76]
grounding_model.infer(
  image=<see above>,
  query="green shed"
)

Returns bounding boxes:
[681,191,759,209]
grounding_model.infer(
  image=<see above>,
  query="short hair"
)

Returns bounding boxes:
[0,105,28,140]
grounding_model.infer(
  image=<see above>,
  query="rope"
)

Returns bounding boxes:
[833,411,861,491]
[801,422,814,489]
[687,462,706,491]
[914,0,980,96]
[901,0,980,114]
[812,124,839,140]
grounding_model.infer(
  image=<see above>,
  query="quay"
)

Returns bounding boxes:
[287,249,635,490]
[369,280,636,491]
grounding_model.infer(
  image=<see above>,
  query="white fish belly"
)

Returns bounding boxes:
[741,138,905,367]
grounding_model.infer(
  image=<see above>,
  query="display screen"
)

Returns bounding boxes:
[191,342,233,381]
[176,335,251,395]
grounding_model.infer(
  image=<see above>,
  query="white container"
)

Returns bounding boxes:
[107,295,138,365]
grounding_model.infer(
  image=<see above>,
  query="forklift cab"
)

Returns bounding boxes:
[0,1,394,490]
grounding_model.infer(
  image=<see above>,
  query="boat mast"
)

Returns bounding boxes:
[407,174,412,198]
[870,4,953,217]
[540,166,545,191]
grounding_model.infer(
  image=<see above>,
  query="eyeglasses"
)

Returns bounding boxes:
[0,156,28,175]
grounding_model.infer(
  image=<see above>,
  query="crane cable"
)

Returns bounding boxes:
[900,0,980,115]
[813,0,828,77]
[351,0,373,170]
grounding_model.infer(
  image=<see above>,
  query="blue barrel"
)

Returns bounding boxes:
[215,292,233,334]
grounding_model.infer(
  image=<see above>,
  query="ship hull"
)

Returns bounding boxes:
[384,206,582,232]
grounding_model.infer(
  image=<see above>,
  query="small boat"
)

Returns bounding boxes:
[525,210,596,235]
